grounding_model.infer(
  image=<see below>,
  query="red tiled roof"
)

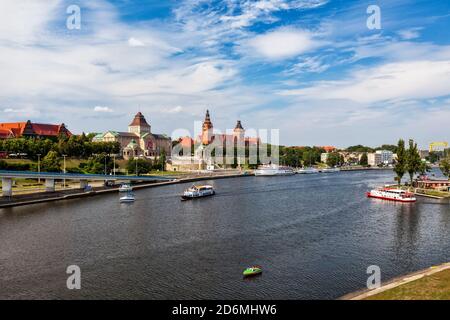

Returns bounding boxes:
[0,122,71,137]
[0,122,27,136]
[31,123,66,136]
[196,134,260,144]
[319,146,337,152]
[0,129,13,139]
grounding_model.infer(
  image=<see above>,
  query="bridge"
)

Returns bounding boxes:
[0,170,175,197]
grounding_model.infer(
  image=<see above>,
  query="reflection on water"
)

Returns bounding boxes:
[0,170,449,299]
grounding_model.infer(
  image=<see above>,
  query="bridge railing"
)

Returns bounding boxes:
[0,170,174,180]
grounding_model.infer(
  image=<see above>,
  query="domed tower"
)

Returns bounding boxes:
[128,112,151,135]
[233,120,245,143]
[201,110,213,145]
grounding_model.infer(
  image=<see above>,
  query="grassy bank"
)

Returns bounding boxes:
[365,268,450,300]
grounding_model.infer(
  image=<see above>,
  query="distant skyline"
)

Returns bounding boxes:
[0,0,449,148]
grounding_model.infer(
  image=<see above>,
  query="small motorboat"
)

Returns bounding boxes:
[181,185,215,200]
[119,184,133,192]
[320,167,340,173]
[296,167,318,174]
[120,192,135,203]
[243,266,262,277]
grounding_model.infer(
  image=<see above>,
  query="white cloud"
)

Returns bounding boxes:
[128,37,145,47]
[397,28,422,40]
[164,106,184,113]
[287,56,330,74]
[94,106,113,112]
[246,28,318,60]
[0,0,60,44]
[280,60,450,103]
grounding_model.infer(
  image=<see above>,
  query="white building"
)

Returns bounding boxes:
[320,153,329,163]
[368,150,394,166]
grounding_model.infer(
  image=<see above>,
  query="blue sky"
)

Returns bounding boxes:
[0,0,449,148]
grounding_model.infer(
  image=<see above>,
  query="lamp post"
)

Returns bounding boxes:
[113,154,116,176]
[37,154,41,183]
[135,158,138,176]
[62,154,67,189]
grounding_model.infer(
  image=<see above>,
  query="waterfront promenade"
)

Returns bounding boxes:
[0,169,250,208]
[341,262,450,300]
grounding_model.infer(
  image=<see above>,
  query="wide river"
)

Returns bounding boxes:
[1,170,449,299]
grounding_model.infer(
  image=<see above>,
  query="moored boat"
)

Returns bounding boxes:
[296,167,319,174]
[320,167,341,173]
[119,184,133,192]
[182,185,215,200]
[367,187,416,203]
[254,164,295,176]
[243,266,262,277]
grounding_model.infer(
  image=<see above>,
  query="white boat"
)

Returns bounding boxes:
[320,167,341,173]
[120,192,135,203]
[182,185,215,200]
[254,164,295,176]
[296,167,319,174]
[119,184,133,192]
[367,187,416,203]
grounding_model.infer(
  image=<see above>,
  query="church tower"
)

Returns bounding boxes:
[128,112,151,135]
[233,120,245,143]
[201,110,213,145]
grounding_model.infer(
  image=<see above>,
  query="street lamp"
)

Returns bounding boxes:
[37,154,41,183]
[113,154,116,176]
[135,158,138,176]
[62,154,67,189]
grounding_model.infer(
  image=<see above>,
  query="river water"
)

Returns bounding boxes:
[0,170,449,299]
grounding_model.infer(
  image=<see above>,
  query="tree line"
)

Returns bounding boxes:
[393,139,429,186]
[0,134,121,173]
[0,134,120,160]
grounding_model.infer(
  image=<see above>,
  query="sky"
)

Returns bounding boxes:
[0,0,449,148]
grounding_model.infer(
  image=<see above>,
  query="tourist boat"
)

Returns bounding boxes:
[182,185,215,200]
[120,192,135,203]
[366,187,416,203]
[254,164,295,176]
[320,167,340,173]
[243,266,262,277]
[118,184,133,192]
[296,167,318,174]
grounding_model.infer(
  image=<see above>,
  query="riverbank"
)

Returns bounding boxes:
[0,171,252,208]
[341,262,450,300]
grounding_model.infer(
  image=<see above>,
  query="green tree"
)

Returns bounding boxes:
[127,158,152,175]
[81,153,113,174]
[158,149,167,171]
[418,160,431,176]
[406,139,422,185]
[359,152,368,166]
[394,139,406,186]
[346,145,374,153]
[426,152,440,164]
[41,151,61,172]
[440,156,450,178]
[326,152,343,167]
